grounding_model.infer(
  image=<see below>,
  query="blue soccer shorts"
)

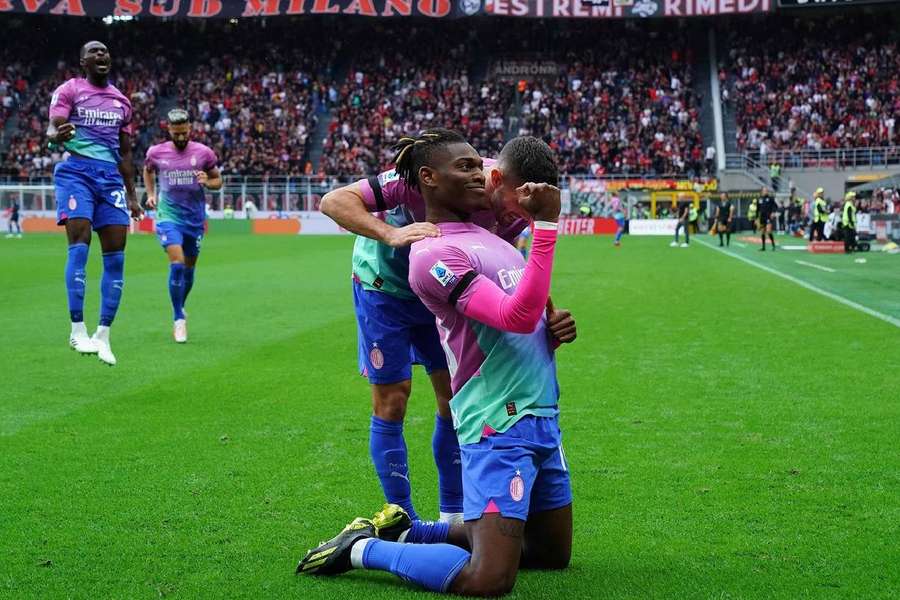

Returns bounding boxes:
[353,278,448,385]
[55,156,130,230]
[156,221,203,257]
[461,415,572,522]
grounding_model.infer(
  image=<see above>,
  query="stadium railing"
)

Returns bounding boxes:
[726,146,900,171]
[1,172,718,213]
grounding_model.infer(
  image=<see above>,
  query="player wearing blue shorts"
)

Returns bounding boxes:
[48,41,142,366]
[320,131,574,525]
[143,109,221,343]
[299,134,574,597]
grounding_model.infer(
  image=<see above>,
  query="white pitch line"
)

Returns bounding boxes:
[696,239,900,328]
[795,260,836,273]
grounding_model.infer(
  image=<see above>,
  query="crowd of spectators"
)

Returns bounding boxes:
[175,19,342,177]
[724,15,900,155]
[319,23,512,177]
[496,22,707,177]
[0,20,179,179]
[4,14,900,182]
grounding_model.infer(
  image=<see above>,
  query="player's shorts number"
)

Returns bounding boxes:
[110,189,127,210]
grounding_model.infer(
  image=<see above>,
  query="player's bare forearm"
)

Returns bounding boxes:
[118,131,141,219]
[320,185,394,243]
[200,167,223,191]
[47,116,74,145]
[142,166,156,198]
[118,135,136,197]
[204,175,223,191]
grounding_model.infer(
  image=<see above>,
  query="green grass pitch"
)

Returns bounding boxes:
[1,230,898,599]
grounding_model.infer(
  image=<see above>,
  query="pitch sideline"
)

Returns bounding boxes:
[696,238,900,328]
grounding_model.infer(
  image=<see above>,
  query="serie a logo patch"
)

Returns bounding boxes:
[429,261,458,287]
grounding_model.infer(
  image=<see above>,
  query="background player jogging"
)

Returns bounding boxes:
[144,108,222,343]
[298,134,573,597]
[48,41,142,366]
[320,129,576,525]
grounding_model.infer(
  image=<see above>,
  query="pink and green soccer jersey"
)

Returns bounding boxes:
[145,141,218,230]
[49,78,133,164]
[353,161,526,300]
[408,222,560,445]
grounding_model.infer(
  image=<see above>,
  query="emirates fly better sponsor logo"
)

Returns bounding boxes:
[75,106,122,127]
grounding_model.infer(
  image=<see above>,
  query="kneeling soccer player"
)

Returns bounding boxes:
[143,109,221,343]
[298,135,572,596]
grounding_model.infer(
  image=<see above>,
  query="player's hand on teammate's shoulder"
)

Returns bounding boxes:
[546,298,576,345]
[516,182,561,222]
[385,222,441,248]
[50,122,76,145]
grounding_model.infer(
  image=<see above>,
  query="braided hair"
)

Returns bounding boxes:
[392,128,467,190]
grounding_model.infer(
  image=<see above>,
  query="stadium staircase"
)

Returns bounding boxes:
[0,58,58,154]
[307,54,354,171]
[694,34,717,157]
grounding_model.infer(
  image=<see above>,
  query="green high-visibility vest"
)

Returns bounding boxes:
[747,202,757,219]
[815,197,828,223]
[689,206,698,221]
[842,201,856,228]
[579,204,591,217]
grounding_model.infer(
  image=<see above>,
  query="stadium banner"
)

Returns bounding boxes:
[629,218,678,235]
[485,0,771,18]
[569,177,718,194]
[557,217,618,235]
[778,0,899,7]
[0,0,772,19]
[491,60,560,82]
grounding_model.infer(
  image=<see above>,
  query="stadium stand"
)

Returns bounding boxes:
[1,14,898,181]
[724,15,900,155]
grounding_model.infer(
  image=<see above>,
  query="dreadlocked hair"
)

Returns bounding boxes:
[392,128,467,190]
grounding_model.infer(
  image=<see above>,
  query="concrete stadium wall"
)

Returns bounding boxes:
[719,168,898,200]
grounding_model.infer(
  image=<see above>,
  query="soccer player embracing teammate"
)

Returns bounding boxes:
[298,134,573,597]
[48,41,142,366]
[319,130,575,525]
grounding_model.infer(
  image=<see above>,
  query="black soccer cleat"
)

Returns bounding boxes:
[296,517,375,575]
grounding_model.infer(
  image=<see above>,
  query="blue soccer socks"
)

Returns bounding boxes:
[65,243,89,322]
[169,262,186,320]
[183,266,195,305]
[433,414,464,515]
[359,539,469,593]
[99,251,125,327]
[370,416,418,521]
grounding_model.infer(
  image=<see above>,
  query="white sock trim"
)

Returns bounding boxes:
[439,512,465,526]
[397,529,409,544]
[350,538,373,569]
[533,220,559,231]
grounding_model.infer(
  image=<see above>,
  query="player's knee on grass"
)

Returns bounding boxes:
[372,381,411,422]
[450,558,518,597]
[522,542,570,570]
